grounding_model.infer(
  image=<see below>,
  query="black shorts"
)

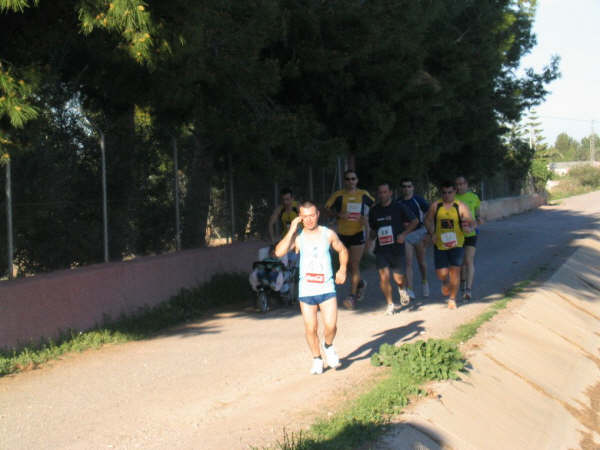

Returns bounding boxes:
[375,245,404,270]
[464,235,478,247]
[433,247,464,269]
[339,231,365,247]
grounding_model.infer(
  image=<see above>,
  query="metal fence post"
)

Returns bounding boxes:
[308,166,314,201]
[5,154,14,279]
[99,130,109,262]
[172,137,181,251]
[273,181,279,237]
[336,156,342,191]
[228,153,235,243]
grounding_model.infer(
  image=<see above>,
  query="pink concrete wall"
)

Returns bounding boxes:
[480,193,546,221]
[0,241,266,350]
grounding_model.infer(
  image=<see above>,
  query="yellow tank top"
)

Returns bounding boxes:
[325,189,375,236]
[434,202,465,250]
[280,201,299,236]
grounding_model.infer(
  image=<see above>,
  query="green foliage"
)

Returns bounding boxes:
[530,158,552,191]
[371,339,465,381]
[550,164,600,200]
[568,165,600,188]
[0,0,560,272]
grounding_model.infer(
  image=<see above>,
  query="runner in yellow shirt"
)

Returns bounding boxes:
[424,181,474,309]
[455,176,483,301]
[268,188,300,243]
[325,170,374,308]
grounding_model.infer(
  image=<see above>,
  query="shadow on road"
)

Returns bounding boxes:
[340,320,426,370]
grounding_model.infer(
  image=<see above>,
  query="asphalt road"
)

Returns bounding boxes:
[1,191,599,450]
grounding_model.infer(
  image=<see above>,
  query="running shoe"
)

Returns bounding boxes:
[422,281,430,298]
[407,288,416,300]
[384,303,396,316]
[310,358,324,374]
[398,287,411,306]
[447,299,457,310]
[463,288,472,302]
[322,343,341,369]
[356,280,368,301]
[343,295,356,310]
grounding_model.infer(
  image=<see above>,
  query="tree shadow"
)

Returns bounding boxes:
[272,419,447,450]
[339,320,426,370]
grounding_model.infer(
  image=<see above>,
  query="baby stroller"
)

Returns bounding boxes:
[249,246,298,312]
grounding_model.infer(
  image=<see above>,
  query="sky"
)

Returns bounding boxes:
[519,0,600,146]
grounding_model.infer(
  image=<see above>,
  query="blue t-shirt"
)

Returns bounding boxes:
[398,195,429,228]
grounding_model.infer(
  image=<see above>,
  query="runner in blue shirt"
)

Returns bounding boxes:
[398,178,431,299]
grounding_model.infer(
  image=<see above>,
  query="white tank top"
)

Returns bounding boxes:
[297,226,335,297]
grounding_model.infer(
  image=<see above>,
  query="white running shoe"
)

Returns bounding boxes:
[398,288,411,306]
[407,288,416,299]
[384,303,396,316]
[422,281,430,297]
[322,343,341,369]
[310,358,324,374]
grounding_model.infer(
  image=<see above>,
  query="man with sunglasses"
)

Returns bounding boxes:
[424,181,474,309]
[398,178,431,299]
[325,170,374,309]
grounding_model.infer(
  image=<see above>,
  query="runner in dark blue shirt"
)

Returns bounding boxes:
[368,182,418,315]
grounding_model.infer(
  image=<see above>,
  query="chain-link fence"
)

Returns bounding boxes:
[0,143,534,280]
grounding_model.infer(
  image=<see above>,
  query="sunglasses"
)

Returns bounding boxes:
[345,177,357,181]
[401,185,413,188]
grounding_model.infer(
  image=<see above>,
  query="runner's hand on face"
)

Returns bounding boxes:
[290,216,302,233]
[335,269,346,285]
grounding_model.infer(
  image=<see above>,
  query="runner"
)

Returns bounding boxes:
[424,181,474,309]
[268,187,299,243]
[367,183,418,315]
[274,201,348,374]
[325,170,374,309]
[398,178,431,299]
[455,176,483,301]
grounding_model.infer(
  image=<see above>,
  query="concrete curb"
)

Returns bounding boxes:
[376,232,600,450]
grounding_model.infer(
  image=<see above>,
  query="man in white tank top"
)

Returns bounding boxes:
[275,201,349,374]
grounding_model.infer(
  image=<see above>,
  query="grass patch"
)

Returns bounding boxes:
[267,270,546,449]
[0,272,251,377]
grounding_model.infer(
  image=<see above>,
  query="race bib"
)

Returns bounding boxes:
[305,257,325,283]
[305,272,325,283]
[441,232,457,248]
[346,202,362,221]
[377,225,394,246]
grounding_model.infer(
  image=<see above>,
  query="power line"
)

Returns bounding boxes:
[538,115,599,122]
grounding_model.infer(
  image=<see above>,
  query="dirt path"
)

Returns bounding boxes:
[1,192,599,450]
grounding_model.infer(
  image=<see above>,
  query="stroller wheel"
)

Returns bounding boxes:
[257,291,269,313]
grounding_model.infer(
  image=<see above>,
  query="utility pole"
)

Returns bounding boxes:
[591,120,596,163]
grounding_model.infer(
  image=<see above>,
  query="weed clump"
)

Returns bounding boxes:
[371,339,465,381]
